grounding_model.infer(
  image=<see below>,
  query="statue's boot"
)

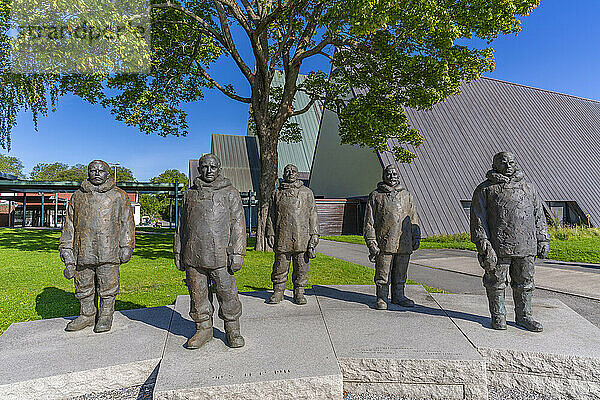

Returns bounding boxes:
[225,320,245,348]
[293,287,307,305]
[94,296,115,333]
[186,319,213,349]
[375,283,388,310]
[486,288,507,330]
[65,296,96,331]
[268,284,285,304]
[513,288,543,332]
[391,284,415,307]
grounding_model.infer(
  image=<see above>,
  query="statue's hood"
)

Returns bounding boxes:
[80,178,116,193]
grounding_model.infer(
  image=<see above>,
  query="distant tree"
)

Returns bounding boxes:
[150,169,188,188]
[113,166,136,182]
[0,155,25,178]
[139,169,187,221]
[30,162,135,182]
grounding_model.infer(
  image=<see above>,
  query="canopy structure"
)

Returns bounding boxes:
[0,180,186,228]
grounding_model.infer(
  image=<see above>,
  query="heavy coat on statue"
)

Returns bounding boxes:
[266,164,319,305]
[470,151,550,332]
[364,165,421,310]
[59,160,135,333]
[174,153,246,349]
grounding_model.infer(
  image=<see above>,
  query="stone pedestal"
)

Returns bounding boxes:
[0,306,173,400]
[432,293,600,399]
[152,291,343,400]
[313,285,488,400]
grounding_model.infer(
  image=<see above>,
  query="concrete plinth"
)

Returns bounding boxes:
[313,285,488,400]
[0,306,174,400]
[152,292,343,400]
[432,293,600,400]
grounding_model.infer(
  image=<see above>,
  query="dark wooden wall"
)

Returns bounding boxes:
[316,199,365,235]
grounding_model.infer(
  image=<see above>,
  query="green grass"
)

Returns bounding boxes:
[321,234,476,250]
[323,227,600,264]
[0,228,382,335]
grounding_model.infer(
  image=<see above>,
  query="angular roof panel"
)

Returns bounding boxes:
[377,77,600,235]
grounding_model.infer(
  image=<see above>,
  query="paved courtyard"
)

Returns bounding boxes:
[317,240,600,328]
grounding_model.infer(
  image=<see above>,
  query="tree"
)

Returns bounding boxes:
[139,169,188,220]
[0,154,25,178]
[29,162,135,182]
[2,0,540,249]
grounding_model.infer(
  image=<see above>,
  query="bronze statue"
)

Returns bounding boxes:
[471,151,550,332]
[59,160,135,333]
[174,153,246,349]
[266,164,319,305]
[364,165,421,310]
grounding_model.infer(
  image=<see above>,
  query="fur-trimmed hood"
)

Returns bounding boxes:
[486,169,524,184]
[376,181,405,193]
[192,176,232,191]
[279,179,304,190]
[80,178,116,193]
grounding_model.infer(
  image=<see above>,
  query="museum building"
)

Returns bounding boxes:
[310,77,600,236]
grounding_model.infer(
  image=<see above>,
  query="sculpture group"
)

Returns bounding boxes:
[59,151,549,348]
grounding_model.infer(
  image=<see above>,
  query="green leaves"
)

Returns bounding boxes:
[0,154,26,178]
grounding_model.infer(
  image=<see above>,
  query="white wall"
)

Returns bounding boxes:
[310,108,382,198]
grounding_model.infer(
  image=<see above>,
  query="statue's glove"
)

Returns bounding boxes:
[306,234,319,259]
[174,253,185,271]
[59,248,75,266]
[476,239,497,269]
[366,239,380,263]
[228,254,244,274]
[412,237,421,251]
[63,264,76,280]
[537,241,550,259]
[119,246,133,264]
[267,235,275,249]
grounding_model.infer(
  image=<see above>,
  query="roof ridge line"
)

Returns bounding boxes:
[480,76,600,104]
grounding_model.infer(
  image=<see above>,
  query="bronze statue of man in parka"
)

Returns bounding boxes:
[266,164,319,305]
[59,160,135,333]
[364,165,421,310]
[174,153,246,349]
[471,152,550,332]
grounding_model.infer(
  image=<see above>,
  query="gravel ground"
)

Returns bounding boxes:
[342,386,562,400]
[70,384,154,400]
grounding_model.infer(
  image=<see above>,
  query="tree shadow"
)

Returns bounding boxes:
[0,229,60,252]
[35,287,145,319]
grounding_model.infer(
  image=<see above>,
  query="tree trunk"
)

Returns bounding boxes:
[254,125,279,251]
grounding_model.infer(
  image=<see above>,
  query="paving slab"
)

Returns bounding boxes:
[413,257,600,301]
[153,291,343,400]
[432,293,600,399]
[0,306,174,400]
[313,285,488,400]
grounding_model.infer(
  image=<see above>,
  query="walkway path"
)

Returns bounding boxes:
[316,239,600,328]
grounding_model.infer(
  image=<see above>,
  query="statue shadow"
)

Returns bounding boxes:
[239,288,296,304]
[36,286,146,320]
[312,285,495,330]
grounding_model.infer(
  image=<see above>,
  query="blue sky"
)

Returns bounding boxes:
[6,0,600,181]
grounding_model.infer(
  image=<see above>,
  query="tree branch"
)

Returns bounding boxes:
[152,3,225,45]
[213,0,251,33]
[239,0,260,24]
[292,37,332,66]
[212,0,255,83]
[199,69,252,103]
[291,98,315,116]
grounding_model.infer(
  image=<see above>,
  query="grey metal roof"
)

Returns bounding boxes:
[209,134,260,192]
[376,77,600,236]
[248,71,323,177]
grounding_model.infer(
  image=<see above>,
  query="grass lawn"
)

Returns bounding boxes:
[1,228,417,335]
[322,226,600,264]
